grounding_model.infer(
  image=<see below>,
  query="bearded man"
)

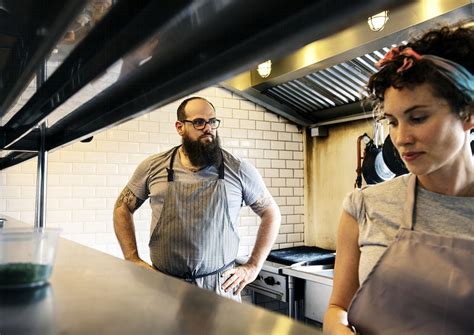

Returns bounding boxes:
[113,97,281,301]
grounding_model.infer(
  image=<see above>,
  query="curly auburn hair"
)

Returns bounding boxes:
[367,22,473,118]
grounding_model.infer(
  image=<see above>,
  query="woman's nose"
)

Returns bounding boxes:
[392,123,414,147]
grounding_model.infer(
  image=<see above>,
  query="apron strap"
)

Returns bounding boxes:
[167,146,180,182]
[402,174,417,230]
[154,260,235,281]
[218,150,224,180]
[167,145,225,181]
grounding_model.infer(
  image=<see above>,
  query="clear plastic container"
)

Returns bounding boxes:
[0,228,61,289]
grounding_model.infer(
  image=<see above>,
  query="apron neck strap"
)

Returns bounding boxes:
[218,150,224,180]
[402,174,417,230]
[167,146,180,182]
[167,146,225,181]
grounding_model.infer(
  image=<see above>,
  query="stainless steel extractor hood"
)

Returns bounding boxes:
[222,0,473,127]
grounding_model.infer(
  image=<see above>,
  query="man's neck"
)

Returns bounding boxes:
[178,147,204,172]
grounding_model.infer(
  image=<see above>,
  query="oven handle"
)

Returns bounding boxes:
[246,284,286,302]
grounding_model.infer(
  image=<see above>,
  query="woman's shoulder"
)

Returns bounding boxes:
[344,174,411,221]
[346,174,410,203]
[360,174,410,196]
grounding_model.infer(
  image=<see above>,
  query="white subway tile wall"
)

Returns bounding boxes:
[0,87,304,262]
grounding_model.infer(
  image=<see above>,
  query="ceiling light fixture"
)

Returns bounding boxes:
[367,11,389,32]
[257,60,272,78]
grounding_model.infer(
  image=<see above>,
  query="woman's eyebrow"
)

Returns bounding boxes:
[384,104,430,117]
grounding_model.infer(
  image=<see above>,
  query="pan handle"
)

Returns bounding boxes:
[355,133,370,188]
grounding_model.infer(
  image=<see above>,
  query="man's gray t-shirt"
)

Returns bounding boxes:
[343,174,474,284]
[127,147,268,235]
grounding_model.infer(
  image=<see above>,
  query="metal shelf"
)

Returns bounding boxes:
[0,0,406,170]
[0,0,85,118]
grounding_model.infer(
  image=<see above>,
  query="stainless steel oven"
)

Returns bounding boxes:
[237,246,335,319]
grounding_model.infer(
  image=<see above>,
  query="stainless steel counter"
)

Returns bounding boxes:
[0,216,322,335]
[282,267,334,285]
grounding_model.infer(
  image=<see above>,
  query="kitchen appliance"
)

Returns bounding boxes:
[238,246,335,319]
[281,268,335,324]
[223,2,471,127]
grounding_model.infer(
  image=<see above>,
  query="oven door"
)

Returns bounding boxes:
[247,269,288,302]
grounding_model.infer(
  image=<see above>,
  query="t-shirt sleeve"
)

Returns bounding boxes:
[238,159,269,206]
[126,158,150,201]
[342,188,366,223]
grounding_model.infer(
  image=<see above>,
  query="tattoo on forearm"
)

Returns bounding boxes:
[250,196,275,216]
[114,187,144,213]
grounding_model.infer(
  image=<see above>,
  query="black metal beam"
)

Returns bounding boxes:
[0,151,36,170]
[2,0,192,149]
[1,128,39,152]
[0,0,85,118]
[0,0,409,169]
[45,0,407,151]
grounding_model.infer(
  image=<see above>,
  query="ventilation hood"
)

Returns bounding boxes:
[222,0,473,127]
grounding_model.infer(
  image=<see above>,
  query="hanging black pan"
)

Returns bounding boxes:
[382,134,409,176]
[362,141,395,185]
[471,130,473,155]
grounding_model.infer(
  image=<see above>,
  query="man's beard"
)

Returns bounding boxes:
[182,133,222,168]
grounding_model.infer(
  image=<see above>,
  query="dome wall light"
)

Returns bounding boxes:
[367,11,389,32]
[257,60,272,78]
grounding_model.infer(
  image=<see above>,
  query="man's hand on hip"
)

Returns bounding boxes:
[221,263,260,295]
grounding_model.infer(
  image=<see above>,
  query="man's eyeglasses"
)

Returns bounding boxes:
[181,118,221,130]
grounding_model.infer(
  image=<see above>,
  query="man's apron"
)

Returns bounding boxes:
[149,146,240,299]
[347,174,474,335]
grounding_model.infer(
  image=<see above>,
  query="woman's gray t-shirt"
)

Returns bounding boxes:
[343,174,474,284]
[127,147,269,235]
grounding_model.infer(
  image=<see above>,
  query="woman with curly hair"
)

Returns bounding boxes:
[323,23,473,335]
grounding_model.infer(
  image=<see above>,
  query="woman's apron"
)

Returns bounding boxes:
[348,174,474,335]
[149,146,240,298]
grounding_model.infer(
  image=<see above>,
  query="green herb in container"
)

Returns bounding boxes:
[0,228,60,289]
